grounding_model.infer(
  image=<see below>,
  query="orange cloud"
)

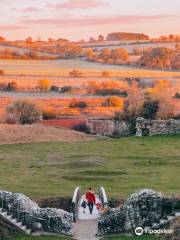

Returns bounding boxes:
[46,0,108,10]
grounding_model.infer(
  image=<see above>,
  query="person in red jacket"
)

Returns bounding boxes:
[86,187,96,214]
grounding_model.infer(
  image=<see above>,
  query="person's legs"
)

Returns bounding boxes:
[91,203,94,213]
[89,203,94,214]
[88,203,91,213]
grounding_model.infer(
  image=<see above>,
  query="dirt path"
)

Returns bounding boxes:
[73,220,99,240]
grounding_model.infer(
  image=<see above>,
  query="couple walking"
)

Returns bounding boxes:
[82,187,96,214]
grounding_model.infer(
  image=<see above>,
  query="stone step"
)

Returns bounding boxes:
[160,219,167,224]
[152,223,158,228]
[175,212,180,217]
[0,208,31,235]
[11,218,18,224]
[167,215,174,221]
[26,229,31,235]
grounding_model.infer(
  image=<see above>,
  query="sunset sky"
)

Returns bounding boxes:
[0,0,180,40]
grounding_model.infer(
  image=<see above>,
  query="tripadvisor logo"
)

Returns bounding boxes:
[135,227,144,236]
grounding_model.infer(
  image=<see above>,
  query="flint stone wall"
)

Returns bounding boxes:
[136,118,180,136]
[0,191,72,235]
[98,189,163,234]
[87,118,130,137]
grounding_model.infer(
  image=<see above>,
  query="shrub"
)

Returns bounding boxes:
[164,216,180,240]
[139,100,159,119]
[96,89,127,96]
[60,86,72,93]
[102,96,123,107]
[69,100,88,109]
[38,79,50,91]
[6,82,18,91]
[6,100,41,124]
[69,69,82,77]
[0,82,7,90]
[0,69,4,75]
[133,47,143,55]
[42,109,58,120]
[51,85,60,92]
[110,48,129,61]
[74,123,90,134]
[174,92,180,98]
[101,71,111,77]
[174,114,180,120]
[85,80,128,96]
[139,47,175,69]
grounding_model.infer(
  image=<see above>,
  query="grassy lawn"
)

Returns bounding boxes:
[104,235,160,240]
[0,135,179,199]
[10,234,160,240]
[11,234,160,240]
[11,234,71,240]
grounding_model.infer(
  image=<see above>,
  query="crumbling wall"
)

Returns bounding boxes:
[0,191,72,235]
[87,118,130,137]
[136,118,180,136]
[87,118,114,136]
[124,189,163,230]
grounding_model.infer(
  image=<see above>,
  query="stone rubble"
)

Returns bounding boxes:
[0,191,72,235]
[98,189,163,234]
[124,189,163,230]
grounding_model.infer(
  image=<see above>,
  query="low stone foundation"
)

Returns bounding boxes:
[136,118,180,136]
[87,118,130,137]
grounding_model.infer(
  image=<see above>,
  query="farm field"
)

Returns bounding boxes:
[0,45,59,57]
[0,135,179,199]
[1,59,180,77]
[0,96,123,119]
[91,41,177,52]
[0,75,179,93]
[0,75,124,89]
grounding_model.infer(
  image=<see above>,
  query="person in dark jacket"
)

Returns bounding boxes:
[86,187,96,214]
[81,200,87,213]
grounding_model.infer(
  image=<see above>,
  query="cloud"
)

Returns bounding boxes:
[0,25,27,30]
[46,0,108,10]
[12,7,39,12]
[21,14,176,27]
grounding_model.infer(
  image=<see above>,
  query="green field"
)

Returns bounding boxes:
[11,234,159,240]
[12,234,71,240]
[104,235,160,240]
[0,135,179,199]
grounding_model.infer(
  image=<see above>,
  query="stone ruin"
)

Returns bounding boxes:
[87,118,130,137]
[0,191,72,235]
[125,189,163,230]
[98,189,163,234]
[136,118,180,136]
